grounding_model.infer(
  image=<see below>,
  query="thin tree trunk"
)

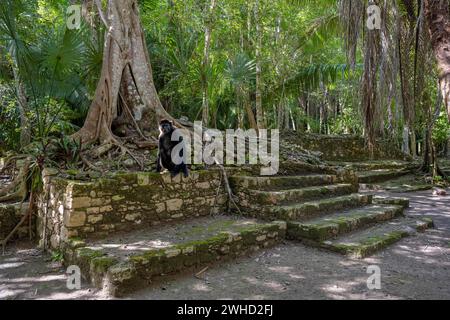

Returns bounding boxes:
[201,0,216,126]
[424,0,450,122]
[402,125,410,154]
[244,89,258,130]
[446,138,450,157]
[12,59,30,147]
[254,0,265,130]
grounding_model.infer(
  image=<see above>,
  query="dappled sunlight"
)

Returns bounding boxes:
[192,282,212,293]
[0,262,25,270]
[242,276,286,293]
[88,239,175,254]
[85,216,262,259]
[2,274,66,284]
[0,288,27,299]
[267,266,306,280]
[36,290,98,301]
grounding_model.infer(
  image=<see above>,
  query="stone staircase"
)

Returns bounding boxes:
[231,173,434,259]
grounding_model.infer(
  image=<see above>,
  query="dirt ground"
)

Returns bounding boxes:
[1,190,449,300]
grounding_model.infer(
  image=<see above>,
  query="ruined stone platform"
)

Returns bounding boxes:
[30,159,434,297]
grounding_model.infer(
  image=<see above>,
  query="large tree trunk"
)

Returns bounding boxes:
[362,4,381,155]
[424,0,450,122]
[398,6,417,157]
[72,0,176,145]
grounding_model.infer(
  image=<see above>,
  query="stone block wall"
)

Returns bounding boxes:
[283,132,410,161]
[38,170,227,249]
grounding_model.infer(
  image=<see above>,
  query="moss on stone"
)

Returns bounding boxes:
[76,247,105,260]
[327,231,408,258]
[180,220,237,237]
[66,237,86,249]
[90,256,119,274]
[420,218,434,229]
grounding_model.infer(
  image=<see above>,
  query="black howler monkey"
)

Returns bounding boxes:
[156,119,189,178]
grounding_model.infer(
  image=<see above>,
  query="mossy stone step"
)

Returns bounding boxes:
[286,204,404,242]
[251,194,373,221]
[319,217,434,258]
[328,160,414,171]
[230,175,337,191]
[372,196,410,208]
[387,185,433,193]
[63,216,286,297]
[240,184,358,206]
[358,170,410,184]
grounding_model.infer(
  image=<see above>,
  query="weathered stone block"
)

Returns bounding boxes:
[99,205,113,213]
[166,199,183,211]
[70,197,92,209]
[155,203,165,213]
[196,182,210,189]
[125,213,141,222]
[137,174,150,186]
[65,211,86,227]
[88,214,103,224]
[87,207,100,214]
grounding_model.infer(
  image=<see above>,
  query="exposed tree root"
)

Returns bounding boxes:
[210,169,223,217]
[80,153,102,172]
[0,182,27,203]
[87,134,144,170]
[118,91,149,142]
[0,154,27,176]
[215,161,242,215]
[0,158,31,202]
[0,162,28,196]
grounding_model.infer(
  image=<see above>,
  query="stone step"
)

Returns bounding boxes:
[286,204,404,242]
[319,217,434,258]
[250,194,373,221]
[239,184,358,207]
[358,170,410,184]
[328,160,415,171]
[230,175,337,191]
[63,216,286,297]
[372,195,410,208]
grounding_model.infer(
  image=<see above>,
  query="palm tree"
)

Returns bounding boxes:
[224,53,257,129]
